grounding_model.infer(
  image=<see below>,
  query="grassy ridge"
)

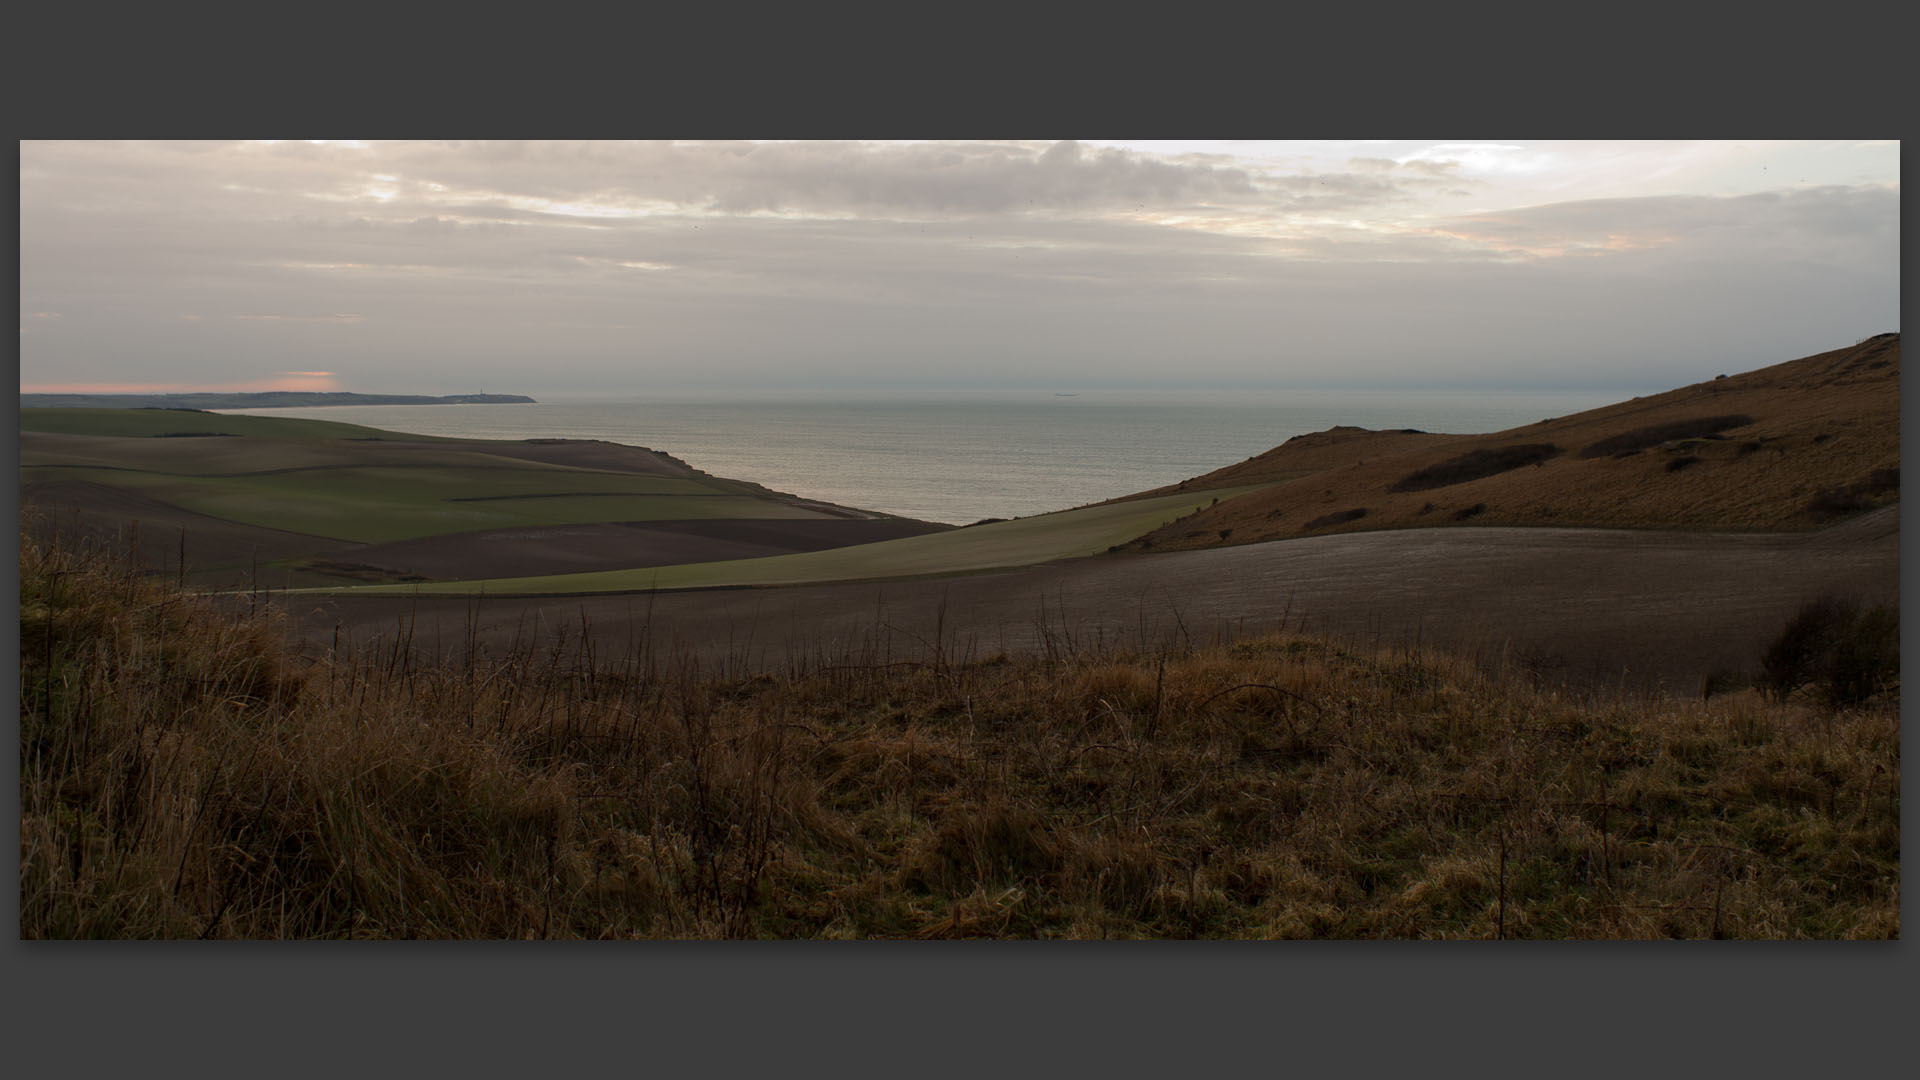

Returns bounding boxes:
[1126,335,1899,551]
[21,464,776,543]
[20,409,849,553]
[21,527,1898,938]
[329,486,1270,594]
[19,407,453,441]
[21,434,621,476]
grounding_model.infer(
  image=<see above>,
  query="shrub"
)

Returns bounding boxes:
[1577,415,1753,459]
[1805,487,1870,522]
[1389,444,1559,493]
[1303,507,1368,530]
[1701,669,1748,700]
[1805,469,1897,522]
[1760,597,1853,701]
[1452,503,1487,521]
[1759,597,1899,706]
[1826,605,1899,707]
[1665,456,1701,473]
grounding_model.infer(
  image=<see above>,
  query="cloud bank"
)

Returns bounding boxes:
[18,140,1900,394]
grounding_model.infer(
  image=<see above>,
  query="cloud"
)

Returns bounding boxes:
[23,139,1439,231]
[442,139,1274,217]
[1397,143,1558,176]
[1429,186,1899,260]
[16,141,1901,395]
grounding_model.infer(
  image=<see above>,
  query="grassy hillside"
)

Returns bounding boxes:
[19,407,457,441]
[24,464,802,544]
[21,526,1898,939]
[20,408,941,587]
[1121,334,1900,553]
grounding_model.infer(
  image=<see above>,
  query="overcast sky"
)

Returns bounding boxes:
[17,139,1900,397]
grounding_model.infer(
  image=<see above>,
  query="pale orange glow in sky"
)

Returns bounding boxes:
[22,371,342,394]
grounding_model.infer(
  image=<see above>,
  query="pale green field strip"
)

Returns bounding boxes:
[19,408,456,442]
[328,486,1270,595]
[23,465,821,543]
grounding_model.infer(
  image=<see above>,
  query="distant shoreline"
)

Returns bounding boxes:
[19,392,536,410]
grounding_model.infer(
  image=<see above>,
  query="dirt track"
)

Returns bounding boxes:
[283,506,1900,697]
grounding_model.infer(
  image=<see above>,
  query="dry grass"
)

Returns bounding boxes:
[1125,335,1899,551]
[20,527,1900,939]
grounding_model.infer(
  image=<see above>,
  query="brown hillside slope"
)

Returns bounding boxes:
[1123,334,1899,553]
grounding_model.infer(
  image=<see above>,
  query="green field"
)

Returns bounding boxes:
[22,463,807,543]
[326,486,1267,595]
[20,408,822,545]
[19,407,456,441]
[20,433,595,475]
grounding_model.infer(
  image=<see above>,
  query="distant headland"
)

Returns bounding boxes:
[19,391,537,409]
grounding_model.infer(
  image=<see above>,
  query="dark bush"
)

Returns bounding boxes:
[1577,415,1754,459]
[1805,488,1870,522]
[1303,507,1368,530]
[1761,597,1854,702]
[1452,503,1487,521]
[1826,605,1899,707]
[1388,444,1560,493]
[1665,456,1702,473]
[1805,469,1898,522]
[1760,597,1899,706]
[1701,669,1748,701]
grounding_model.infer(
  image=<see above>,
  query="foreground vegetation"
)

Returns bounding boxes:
[21,529,1898,939]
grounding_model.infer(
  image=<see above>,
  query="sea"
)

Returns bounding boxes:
[221,387,1642,526]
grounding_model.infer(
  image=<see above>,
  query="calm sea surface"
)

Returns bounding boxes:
[223,388,1638,525]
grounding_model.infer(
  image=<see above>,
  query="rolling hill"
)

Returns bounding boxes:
[1114,333,1899,553]
[18,409,949,589]
[18,335,1899,598]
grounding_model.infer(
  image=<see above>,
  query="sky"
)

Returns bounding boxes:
[17,139,1901,397]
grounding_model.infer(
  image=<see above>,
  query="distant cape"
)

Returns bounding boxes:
[20,392,537,409]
